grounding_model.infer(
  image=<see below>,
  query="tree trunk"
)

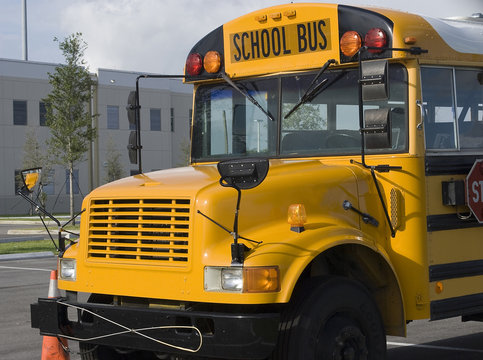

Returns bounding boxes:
[69,163,75,226]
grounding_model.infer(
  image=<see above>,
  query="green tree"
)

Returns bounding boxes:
[43,33,97,223]
[177,139,191,167]
[282,103,327,130]
[104,137,124,183]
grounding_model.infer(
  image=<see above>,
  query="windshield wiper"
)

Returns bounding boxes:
[284,58,336,119]
[221,72,275,121]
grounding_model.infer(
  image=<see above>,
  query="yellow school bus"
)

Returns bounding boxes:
[31,3,483,359]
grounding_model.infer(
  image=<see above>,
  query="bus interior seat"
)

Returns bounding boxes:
[281,131,324,153]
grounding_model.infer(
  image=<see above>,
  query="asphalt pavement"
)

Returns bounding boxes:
[1,256,483,360]
[0,219,482,359]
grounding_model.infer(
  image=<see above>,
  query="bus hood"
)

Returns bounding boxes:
[88,159,360,203]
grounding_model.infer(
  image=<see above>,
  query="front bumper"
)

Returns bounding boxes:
[31,297,279,359]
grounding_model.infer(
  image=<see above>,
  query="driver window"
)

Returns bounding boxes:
[421,67,457,150]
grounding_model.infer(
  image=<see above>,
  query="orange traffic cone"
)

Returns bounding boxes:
[41,270,70,360]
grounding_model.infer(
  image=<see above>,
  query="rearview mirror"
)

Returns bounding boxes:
[20,167,42,195]
[127,91,137,126]
[363,108,391,149]
[361,59,389,101]
[127,131,138,164]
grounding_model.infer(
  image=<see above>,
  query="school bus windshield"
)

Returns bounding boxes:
[191,63,408,161]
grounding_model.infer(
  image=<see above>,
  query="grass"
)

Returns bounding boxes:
[0,215,79,254]
[0,239,57,255]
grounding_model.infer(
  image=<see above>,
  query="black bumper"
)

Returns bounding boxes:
[31,297,279,359]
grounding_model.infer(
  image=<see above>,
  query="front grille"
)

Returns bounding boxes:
[87,198,191,267]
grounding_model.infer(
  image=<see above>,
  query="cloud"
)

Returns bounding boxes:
[57,0,285,73]
[15,0,481,74]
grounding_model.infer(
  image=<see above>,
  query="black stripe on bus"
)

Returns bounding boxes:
[429,260,483,282]
[427,214,483,232]
[425,155,482,176]
[431,293,483,320]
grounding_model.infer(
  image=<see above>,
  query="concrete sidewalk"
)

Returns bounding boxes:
[0,217,72,260]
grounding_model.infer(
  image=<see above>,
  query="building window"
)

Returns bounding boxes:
[13,100,27,125]
[39,102,48,126]
[170,107,175,132]
[43,169,55,195]
[65,169,80,195]
[107,105,119,129]
[150,108,161,131]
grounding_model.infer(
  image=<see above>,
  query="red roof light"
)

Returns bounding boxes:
[365,28,387,53]
[186,53,203,76]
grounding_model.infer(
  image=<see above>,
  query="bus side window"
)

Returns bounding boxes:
[421,67,457,150]
[456,69,483,150]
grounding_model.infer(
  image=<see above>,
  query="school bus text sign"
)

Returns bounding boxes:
[229,19,332,63]
[467,159,483,223]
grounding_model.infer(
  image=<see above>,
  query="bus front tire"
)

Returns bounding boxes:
[274,276,386,360]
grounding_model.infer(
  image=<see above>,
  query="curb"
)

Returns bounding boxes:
[7,229,57,235]
[0,251,55,261]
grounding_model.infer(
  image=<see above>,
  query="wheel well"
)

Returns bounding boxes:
[297,244,405,336]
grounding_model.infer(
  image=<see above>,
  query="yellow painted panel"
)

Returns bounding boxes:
[428,228,483,265]
[430,275,483,301]
[224,4,340,77]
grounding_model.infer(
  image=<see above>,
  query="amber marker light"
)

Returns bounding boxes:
[435,281,444,294]
[340,31,362,57]
[269,12,282,20]
[404,36,417,45]
[288,204,307,233]
[244,266,280,293]
[203,51,221,74]
[255,14,267,22]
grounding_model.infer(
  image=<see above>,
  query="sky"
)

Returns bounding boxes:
[0,0,481,74]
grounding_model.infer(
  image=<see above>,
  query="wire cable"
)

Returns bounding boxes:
[56,300,203,353]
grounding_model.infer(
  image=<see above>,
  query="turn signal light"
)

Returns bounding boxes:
[186,53,203,76]
[244,266,280,293]
[340,31,362,57]
[203,51,221,73]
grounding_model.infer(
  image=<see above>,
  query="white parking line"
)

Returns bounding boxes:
[387,341,483,353]
[0,265,52,272]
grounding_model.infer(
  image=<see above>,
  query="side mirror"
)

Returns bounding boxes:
[363,108,391,149]
[126,91,140,165]
[126,91,137,126]
[127,131,138,164]
[217,158,269,190]
[19,167,42,195]
[361,59,389,101]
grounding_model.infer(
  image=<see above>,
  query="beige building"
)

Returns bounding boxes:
[0,58,192,215]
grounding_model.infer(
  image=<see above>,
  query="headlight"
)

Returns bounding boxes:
[221,268,243,291]
[59,258,76,281]
[204,266,280,293]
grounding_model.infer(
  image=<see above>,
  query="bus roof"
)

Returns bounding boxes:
[184,3,483,81]
[422,16,483,55]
